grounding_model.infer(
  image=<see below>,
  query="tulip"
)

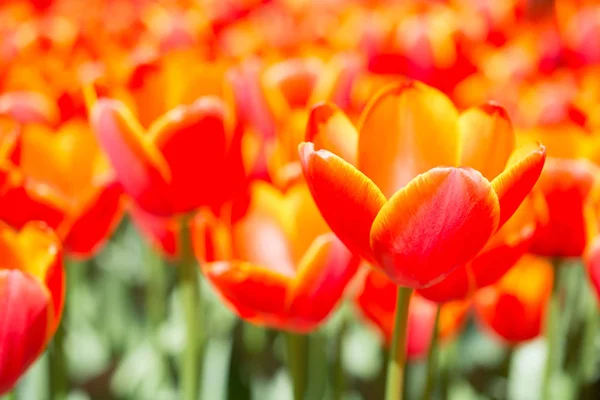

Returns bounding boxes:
[90,95,248,400]
[299,81,545,400]
[202,181,359,332]
[474,255,553,343]
[0,221,64,395]
[0,119,124,258]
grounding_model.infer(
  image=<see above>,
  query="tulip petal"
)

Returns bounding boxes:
[417,264,473,303]
[0,270,50,395]
[306,102,358,165]
[129,206,179,258]
[90,99,173,215]
[357,81,460,198]
[287,234,359,332]
[202,261,291,328]
[459,103,515,181]
[492,143,546,228]
[370,167,500,288]
[299,142,386,263]
[61,180,124,258]
[149,97,230,213]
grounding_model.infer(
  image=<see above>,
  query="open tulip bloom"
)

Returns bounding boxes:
[299,81,546,399]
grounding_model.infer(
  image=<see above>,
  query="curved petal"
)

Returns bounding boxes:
[61,180,124,258]
[458,103,515,181]
[202,261,291,328]
[370,167,500,289]
[491,143,546,228]
[530,158,597,257]
[474,255,553,343]
[129,205,178,258]
[471,196,538,289]
[417,264,473,303]
[231,182,295,276]
[149,97,231,213]
[0,270,51,395]
[15,222,65,334]
[299,142,386,263]
[90,99,173,215]
[305,102,358,165]
[191,209,233,264]
[287,234,359,332]
[0,91,59,126]
[357,81,460,198]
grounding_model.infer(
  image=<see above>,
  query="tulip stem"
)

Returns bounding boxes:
[146,242,166,330]
[49,318,67,400]
[542,260,563,400]
[421,305,441,400]
[177,215,203,400]
[285,332,309,400]
[385,286,413,400]
[332,317,348,400]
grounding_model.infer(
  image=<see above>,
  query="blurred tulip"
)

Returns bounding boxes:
[299,82,546,289]
[0,221,64,395]
[0,120,123,258]
[90,96,248,217]
[474,255,553,343]
[355,269,469,360]
[201,181,359,332]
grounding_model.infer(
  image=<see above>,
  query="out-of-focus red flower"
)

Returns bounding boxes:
[0,120,123,258]
[355,269,469,360]
[474,255,553,343]
[0,221,64,395]
[201,181,359,333]
[0,91,60,126]
[299,82,546,289]
[90,96,249,217]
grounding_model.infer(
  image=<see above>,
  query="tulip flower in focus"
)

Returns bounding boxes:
[300,82,546,289]
[355,269,469,360]
[0,221,64,394]
[201,181,359,332]
[474,255,554,343]
[0,119,123,258]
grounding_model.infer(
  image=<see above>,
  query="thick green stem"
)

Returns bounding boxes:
[332,319,347,400]
[421,305,441,400]
[49,320,67,400]
[146,243,166,331]
[177,216,203,400]
[543,260,563,400]
[286,332,309,400]
[385,287,413,400]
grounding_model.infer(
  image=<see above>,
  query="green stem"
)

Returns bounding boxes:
[146,242,166,331]
[421,305,441,400]
[285,332,309,400]
[543,260,563,400]
[49,320,67,399]
[177,216,203,400]
[575,288,599,393]
[385,287,413,400]
[332,318,348,400]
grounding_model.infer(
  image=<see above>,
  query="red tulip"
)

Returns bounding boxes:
[0,221,64,395]
[474,255,553,343]
[299,82,545,289]
[201,181,359,332]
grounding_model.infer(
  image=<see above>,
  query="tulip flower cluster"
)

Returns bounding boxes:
[1,0,599,399]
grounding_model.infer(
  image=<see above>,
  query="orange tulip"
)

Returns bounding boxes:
[474,255,553,343]
[201,181,359,333]
[355,269,469,360]
[299,81,546,289]
[0,221,64,395]
[90,96,247,217]
[0,119,123,258]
